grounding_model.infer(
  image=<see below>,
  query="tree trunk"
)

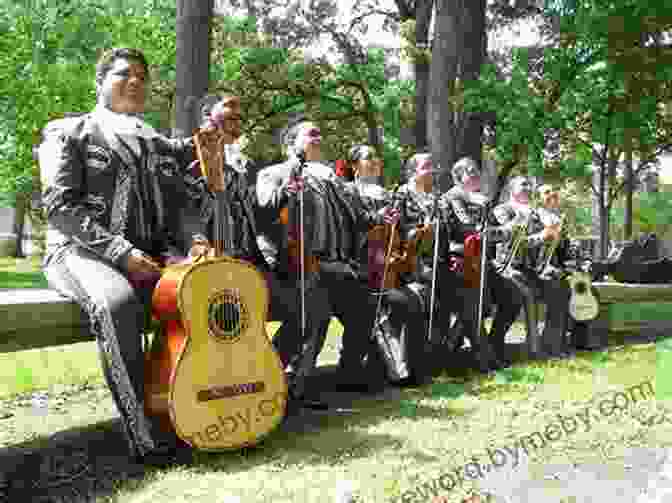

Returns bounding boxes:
[12,193,27,258]
[593,155,611,260]
[428,0,486,190]
[455,0,486,165]
[428,0,460,191]
[174,0,213,138]
[596,154,619,259]
[624,144,633,240]
[414,0,434,151]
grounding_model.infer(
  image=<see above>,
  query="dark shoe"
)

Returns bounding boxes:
[394,373,433,388]
[295,396,330,410]
[136,443,194,468]
[286,392,330,414]
[334,379,385,394]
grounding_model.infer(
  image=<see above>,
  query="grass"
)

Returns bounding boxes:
[0,256,48,288]
[0,259,670,501]
[0,319,667,502]
[110,340,658,503]
[0,321,340,399]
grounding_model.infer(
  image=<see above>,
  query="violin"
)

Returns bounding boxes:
[279,205,320,274]
[367,189,433,289]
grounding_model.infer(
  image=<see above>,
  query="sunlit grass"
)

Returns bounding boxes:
[0,256,47,288]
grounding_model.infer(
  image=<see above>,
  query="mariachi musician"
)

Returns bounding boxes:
[533,184,579,357]
[38,48,235,466]
[345,145,430,387]
[183,101,334,414]
[394,154,456,364]
[442,158,525,371]
[255,122,400,394]
[491,176,572,359]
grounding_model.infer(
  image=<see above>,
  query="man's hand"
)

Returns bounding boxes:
[379,206,401,225]
[286,175,305,194]
[189,238,213,259]
[542,223,561,242]
[199,96,242,144]
[125,249,161,275]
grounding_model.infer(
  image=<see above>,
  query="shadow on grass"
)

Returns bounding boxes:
[2,335,666,501]
[0,271,48,289]
[0,365,476,502]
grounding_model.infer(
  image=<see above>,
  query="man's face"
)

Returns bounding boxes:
[415,157,433,186]
[297,122,322,158]
[219,100,242,140]
[461,163,481,191]
[511,177,532,203]
[355,158,383,179]
[541,187,560,209]
[97,58,148,114]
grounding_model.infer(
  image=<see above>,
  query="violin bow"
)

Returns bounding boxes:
[371,183,403,344]
[293,152,308,351]
[475,167,506,354]
[427,168,441,345]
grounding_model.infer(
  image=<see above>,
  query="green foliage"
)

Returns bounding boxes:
[462,0,670,194]
[0,0,176,207]
[633,190,672,232]
[209,19,415,177]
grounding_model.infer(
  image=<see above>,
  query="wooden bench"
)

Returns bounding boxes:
[1,282,670,354]
[588,282,672,343]
[0,289,90,353]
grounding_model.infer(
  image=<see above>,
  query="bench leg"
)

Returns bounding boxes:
[573,304,610,350]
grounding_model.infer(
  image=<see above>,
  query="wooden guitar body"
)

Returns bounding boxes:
[368,224,404,289]
[567,271,600,321]
[463,232,482,289]
[144,262,192,432]
[144,106,287,451]
[147,257,287,451]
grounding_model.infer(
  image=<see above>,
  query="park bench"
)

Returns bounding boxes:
[586,282,672,343]
[2,281,670,355]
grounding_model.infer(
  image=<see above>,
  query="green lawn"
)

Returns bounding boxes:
[0,305,667,502]
[0,259,670,501]
[0,256,47,288]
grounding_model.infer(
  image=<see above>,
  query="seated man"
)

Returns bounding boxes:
[443,159,526,370]
[491,176,568,359]
[534,184,578,357]
[256,124,400,393]
[38,47,229,465]
[346,145,430,387]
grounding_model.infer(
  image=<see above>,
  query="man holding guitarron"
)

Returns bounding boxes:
[39,48,235,465]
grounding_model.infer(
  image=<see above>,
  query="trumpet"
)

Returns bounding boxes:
[537,214,566,277]
[496,211,533,275]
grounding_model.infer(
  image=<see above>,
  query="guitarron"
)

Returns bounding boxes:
[145,125,288,451]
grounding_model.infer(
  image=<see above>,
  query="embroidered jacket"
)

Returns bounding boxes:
[255,159,386,272]
[441,186,510,246]
[491,201,546,270]
[397,183,453,266]
[534,207,579,268]
[39,109,204,268]
[346,180,393,281]
[196,161,267,265]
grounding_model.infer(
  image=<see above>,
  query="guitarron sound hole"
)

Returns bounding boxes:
[575,282,587,294]
[207,290,249,343]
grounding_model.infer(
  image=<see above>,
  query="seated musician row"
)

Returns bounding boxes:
[37,47,592,466]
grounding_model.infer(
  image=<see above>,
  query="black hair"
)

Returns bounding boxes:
[95,48,149,90]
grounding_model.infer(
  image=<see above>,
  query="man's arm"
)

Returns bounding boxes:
[343,182,388,230]
[40,119,135,267]
[256,162,293,216]
[162,135,198,173]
